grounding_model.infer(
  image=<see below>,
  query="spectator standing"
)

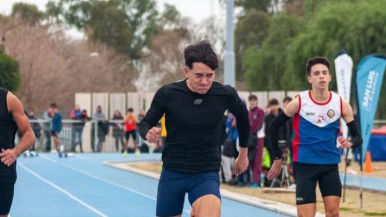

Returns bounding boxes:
[111,110,125,152]
[123,108,140,157]
[248,95,265,188]
[221,111,238,185]
[70,105,83,152]
[50,103,62,156]
[264,98,287,165]
[43,107,53,152]
[91,105,107,152]
[137,109,146,148]
[27,111,41,155]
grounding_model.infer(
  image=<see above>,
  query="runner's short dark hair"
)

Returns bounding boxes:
[306,57,330,76]
[184,40,218,70]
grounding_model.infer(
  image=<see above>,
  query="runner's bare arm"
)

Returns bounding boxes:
[10,92,35,154]
[341,100,354,124]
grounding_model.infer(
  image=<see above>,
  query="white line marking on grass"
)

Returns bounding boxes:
[19,163,108,217]
[41,155,192,215]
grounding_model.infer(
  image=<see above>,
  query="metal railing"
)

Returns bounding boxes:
[20,119,386,153]
[24,119,145,153]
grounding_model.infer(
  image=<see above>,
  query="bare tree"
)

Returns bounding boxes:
[136,17,193,91]
[1,17,136,113]
[136,15,226,91]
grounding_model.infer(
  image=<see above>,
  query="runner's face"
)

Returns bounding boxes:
[184,62,215,94]
[308,63,331,89]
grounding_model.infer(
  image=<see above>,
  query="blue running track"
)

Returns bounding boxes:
[11,153,289,217]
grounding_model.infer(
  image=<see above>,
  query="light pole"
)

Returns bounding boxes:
[89,52,99,152]
[223,0,235,87]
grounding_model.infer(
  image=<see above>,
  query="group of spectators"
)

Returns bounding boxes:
[20,103,62,156]
[23,104,154,155]
[220,94,295,188]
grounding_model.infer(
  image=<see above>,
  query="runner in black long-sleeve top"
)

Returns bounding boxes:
[139,40,249,217]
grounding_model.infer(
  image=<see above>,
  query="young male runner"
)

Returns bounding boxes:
[267,57,362,217]
[139,40,249,217]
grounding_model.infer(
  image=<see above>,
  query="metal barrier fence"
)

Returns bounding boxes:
[19,119,386,153]
[24,119,144,153]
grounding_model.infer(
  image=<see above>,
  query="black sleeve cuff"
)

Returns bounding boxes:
[268,112,291,159]
[347,120,363,148]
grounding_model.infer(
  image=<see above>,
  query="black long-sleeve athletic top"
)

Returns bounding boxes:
[139,79,249,173]
[0,88,18,182]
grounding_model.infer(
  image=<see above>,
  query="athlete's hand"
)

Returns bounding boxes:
[267,159,282,180]
[0,148,18,166]
[146,127,161,143]
[234,155,248,176]
[338,137,352,148]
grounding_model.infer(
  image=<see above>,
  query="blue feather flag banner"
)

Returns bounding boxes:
[356,55,386,163]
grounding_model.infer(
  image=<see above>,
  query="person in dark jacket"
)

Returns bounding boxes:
[264,98,287,166]
[70,105,82,152]
[50,103,62,155]
[111,110,125,152]
[91,106,106,152]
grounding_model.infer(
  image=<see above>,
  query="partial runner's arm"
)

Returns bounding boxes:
[338,100,363,148]
[227,88,249,149]
[227,87,250,176]
[0,92,35,166]
[138,87,167,143]
[267,97,299,180]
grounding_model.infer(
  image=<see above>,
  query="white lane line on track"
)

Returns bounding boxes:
[41,154,192,215]
[73,155,100,164]
[18,163,108,217]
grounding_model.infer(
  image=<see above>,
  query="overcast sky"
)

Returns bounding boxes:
[0,0,223,24]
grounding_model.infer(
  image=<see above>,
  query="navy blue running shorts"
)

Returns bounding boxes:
[0,181,15,215]
[156,168,221,217]
[295,163,341,205]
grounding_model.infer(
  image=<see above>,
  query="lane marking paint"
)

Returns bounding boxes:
[41,155,191,214]
[19,163,108,217]
[73,155,100,164]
